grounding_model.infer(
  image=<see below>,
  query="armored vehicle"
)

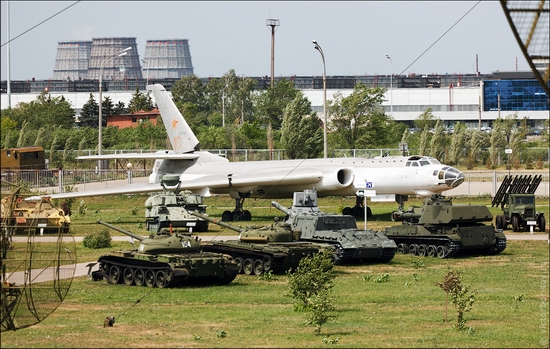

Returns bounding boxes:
[145,175,209,232]
[272,190,397,264]
[89,220,239,288]
[492,175,545,232]
[1,193,70,234]
[190,212,335,275]
[387,194,507,258]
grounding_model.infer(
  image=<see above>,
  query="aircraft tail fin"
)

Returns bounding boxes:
[147,84,200,153]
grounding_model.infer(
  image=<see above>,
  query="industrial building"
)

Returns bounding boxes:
[2,72,547,131]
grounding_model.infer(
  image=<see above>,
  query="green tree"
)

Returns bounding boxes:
[127,86,154,113]
[1,90,74,130]
[79,93,99,128]
[287,250,337,335]
[254,78,300,129]
[113,101,127,115]
[280,92,323,159]
[414,107,437,131]
[102,96,115,117]
[430,119,446,161]
[328,83,390,149]
[448,122,466,165]
[488,118,507,167]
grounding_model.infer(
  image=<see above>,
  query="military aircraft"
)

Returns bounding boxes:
[31,84,464,221]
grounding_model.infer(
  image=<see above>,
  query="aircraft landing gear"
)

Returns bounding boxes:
[343,195,372,220]
[222,197,252,222]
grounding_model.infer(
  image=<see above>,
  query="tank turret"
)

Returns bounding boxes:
[189,211,333,275]
[272,190,397,264]
[385,194,507,258]
[145,175,209,232]
[89,220,239,288]
[97,220,200,254]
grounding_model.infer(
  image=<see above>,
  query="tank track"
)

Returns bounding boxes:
[489,237,507,255]
[390,236,461,258]
[333,246,396,264]
[200,244,287,275]
[91,254,237,288]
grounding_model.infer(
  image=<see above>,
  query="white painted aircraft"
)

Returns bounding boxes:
[33,84,465,221]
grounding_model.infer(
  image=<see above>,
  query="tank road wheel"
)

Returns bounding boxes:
[417,244,427,257]
[222,210,233,222]
[243,258,254,275]
[408,244,418,255]
[253,259,264,276]
[436,246,447,258]
[397,243,408,254]
[427,245,437,257]
[512,216,520,232]
[123,268,134,286]
[262,256,272,273]
[108,265,122,284]
[234,257,244,274]
[155,270,171,288]
[134,269,145,286]
[145,269,156,287]
[538,216,546,232]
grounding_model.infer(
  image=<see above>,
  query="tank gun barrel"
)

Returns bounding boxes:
[189,211,244,233]
[97,220,145,241]
[271,201,291,215]
[391,211,422,221]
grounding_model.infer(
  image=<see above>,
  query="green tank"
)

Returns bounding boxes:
[271,190,397,264]
[145,175,209,232]
[386,194,507,258]
[89,220,239,288]
[189,212,335,276]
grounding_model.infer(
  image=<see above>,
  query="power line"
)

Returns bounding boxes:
[398,1,482,76]
[1,1,81,48]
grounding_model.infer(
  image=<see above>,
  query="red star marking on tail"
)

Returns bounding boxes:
[171,119,179,129]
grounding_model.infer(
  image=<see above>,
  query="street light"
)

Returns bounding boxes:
[98,46,131,170]
[313,40,327,158]
[141,59,149,85]
[386,54,393,114]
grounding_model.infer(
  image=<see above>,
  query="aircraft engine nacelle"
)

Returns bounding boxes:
[315,168,354,191]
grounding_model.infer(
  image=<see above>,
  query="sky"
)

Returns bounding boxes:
[0,1,528,81]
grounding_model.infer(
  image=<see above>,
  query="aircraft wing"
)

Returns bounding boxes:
[77,153,199,160]
[26,183,165,201]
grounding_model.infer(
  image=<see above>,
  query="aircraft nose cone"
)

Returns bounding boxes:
[445,166,464,188]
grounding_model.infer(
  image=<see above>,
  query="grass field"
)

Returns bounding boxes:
[2,194,549,348]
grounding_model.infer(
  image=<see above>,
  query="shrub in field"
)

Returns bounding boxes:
[287,249,337,334]
[437,270,477,330]
[83,229,112,249]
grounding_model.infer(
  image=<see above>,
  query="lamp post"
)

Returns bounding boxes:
[386,54,393,114]
[313,40,327,158]
[98,46,131,170]
[141,59,149,85]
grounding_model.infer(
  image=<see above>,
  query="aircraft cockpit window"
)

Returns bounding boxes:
[420,160,430,166]
[412,162,419,167]
[438,171,444,179]
[428,158,441,165]
[406,162,411,167]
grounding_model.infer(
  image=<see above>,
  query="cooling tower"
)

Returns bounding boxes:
[52,41,92,80]
[86,37,142,80]
[142,39,194,79]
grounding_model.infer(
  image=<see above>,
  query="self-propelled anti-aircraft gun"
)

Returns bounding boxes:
[386,194,507,258]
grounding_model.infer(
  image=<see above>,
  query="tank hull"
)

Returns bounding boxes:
[200,241,333,275]
[91,251,239,288]
[385,224,507,258]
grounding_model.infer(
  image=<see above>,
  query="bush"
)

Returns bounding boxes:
[82,229,112,249]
